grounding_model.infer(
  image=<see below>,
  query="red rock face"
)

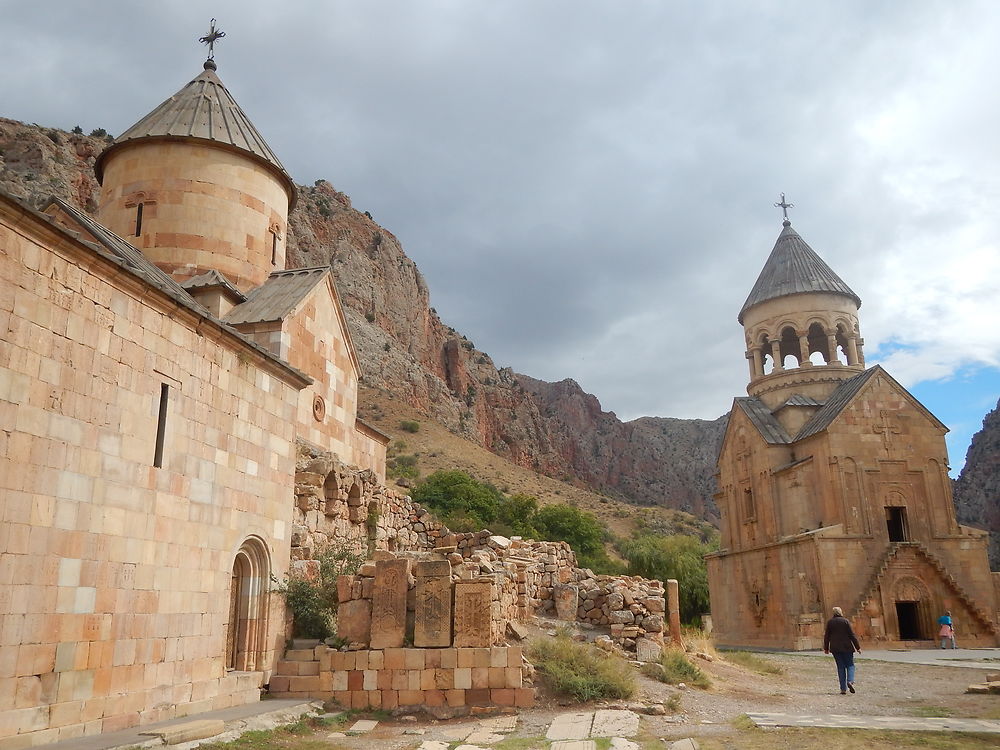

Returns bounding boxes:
[954,398,1000,568]
[1,120,724,517]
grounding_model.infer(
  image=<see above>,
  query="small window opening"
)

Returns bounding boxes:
[886,506,908,542]
[270,231,278,266]
[744,487,756,519]
[153,383,169,468]
[134,202,144,237]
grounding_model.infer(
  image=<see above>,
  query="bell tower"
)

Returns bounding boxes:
[94,22,297,291]
[739,198,865,432]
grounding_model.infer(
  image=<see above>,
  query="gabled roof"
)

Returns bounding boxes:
[94,62,297,208]
[774,393,824,411]
[793,367,881,441]
[6,191,310,388]
[739,222,861,323]
[42,197,197,306]
[733,397,792,445]
[182,269,246,302]
[223,267,330,325]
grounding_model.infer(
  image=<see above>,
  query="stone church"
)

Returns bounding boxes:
[0,56,392,745]
[707,215,1000,650]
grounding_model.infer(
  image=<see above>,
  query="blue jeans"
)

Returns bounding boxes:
[832,651,856,692]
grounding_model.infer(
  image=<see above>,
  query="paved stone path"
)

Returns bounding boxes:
[748,712,1000,733]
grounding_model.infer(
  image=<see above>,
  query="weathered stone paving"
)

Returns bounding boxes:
[747,712,1000,733]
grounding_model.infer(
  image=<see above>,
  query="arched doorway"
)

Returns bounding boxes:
[226,537,271,671]
[892,576,932,641]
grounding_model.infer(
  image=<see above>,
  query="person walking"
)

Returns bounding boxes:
[823,606,861,694]
[938,610,957,649]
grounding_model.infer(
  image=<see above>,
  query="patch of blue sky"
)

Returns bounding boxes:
[907,364,1000,477]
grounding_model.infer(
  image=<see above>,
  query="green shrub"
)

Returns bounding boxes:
[527,632,635,701]
[399,420,420,433]
[275,543,364,639]
[387,454,419,481]
[642,649,711,689]
[619,534,714,624]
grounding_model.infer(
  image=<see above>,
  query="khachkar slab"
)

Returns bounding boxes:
[370,558,410,649]
[414,560,452,647]
[453,579,492,647]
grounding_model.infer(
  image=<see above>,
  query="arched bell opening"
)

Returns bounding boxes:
[226,536,271,672]
[778,326,800,369]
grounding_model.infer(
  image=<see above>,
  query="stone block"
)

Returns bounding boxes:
[491,688,516,707]
[337,600,371,645]
[424,689,445,706]
[490,647,507,668]
[445,689,466,707]
[384,648,405,670]
[454,581,492,647]
[506,646,523,667]
[440,648,458,669]
[505,668,523,688]
[405,649,426,670]
[457,648,474,668]
[472,648,491,668]
[514,687,535,708]
[398,689,423,707]
[368,650,384,670]
[140,719,224,744]
[471,667,489,689]
[466,688,491,706]
[454,668,472,690]
[371,559,410,649]
[554,584,579,621]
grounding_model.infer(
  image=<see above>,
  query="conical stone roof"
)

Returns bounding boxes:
[95,61,297,207]
[738,221,860,323]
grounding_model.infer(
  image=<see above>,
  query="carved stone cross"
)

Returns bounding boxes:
[873,410,901,449]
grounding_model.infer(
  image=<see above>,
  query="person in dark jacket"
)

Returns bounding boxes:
[823,606,861,694]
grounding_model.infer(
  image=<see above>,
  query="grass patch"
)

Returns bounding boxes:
[527,631,636,702]
[909,705,956,718]
[731,713,758,730]
[641,648,711,689]
[725,650,784,675]
[196,720,332,749]
[493,739,547,750]
[698,727,1000,750]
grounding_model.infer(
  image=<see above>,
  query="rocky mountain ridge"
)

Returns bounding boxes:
[0,118,737,521]
[954,398,1000,568]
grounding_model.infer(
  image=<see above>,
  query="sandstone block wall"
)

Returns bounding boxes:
[0,202,304,747]
[269,646,534,712]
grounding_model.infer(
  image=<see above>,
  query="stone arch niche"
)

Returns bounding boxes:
[323,472,341,516]
[226,536,271,672]
[890,575,933,641]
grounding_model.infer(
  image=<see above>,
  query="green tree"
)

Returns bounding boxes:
[411,470,504,531]
[533,504,604,556]
[495,493,540,539]
[620,534,714,625]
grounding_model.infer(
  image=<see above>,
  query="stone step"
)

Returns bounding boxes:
[139,719,224,744]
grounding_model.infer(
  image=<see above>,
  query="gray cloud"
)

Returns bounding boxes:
[3,0,998,423]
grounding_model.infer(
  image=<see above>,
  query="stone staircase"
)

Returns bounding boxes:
[852,541,997,636]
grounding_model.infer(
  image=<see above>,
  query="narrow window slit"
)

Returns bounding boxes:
[135,202,144,237]
[153,383,169,468]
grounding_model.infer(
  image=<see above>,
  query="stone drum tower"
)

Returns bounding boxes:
[707,207,1000,650]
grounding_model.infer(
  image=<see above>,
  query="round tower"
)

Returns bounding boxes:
[94,59,297,292]
[740,217,866,413]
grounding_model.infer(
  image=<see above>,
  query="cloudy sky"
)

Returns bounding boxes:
[3,1,998,470]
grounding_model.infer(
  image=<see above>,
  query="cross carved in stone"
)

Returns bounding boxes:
[873,410,901,449]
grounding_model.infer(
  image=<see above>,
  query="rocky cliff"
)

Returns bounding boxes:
[0,118,723,516]
[954,398,1000,569]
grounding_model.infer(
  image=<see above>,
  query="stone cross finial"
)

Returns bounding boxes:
[199,18,226,61]
[774,193,794,224]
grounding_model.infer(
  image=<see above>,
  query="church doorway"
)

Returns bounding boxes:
[895,601,922,640]
[225,537,270,672]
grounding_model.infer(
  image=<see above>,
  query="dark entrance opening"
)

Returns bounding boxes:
[886,506,908,542]
[896,601,921,639]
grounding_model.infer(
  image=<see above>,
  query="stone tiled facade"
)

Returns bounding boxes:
[708,221,1000,650]
[0,59,388,747]
[0,195,305,746]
